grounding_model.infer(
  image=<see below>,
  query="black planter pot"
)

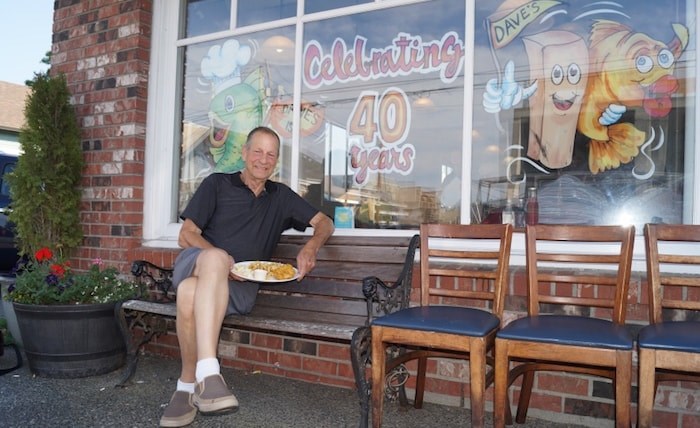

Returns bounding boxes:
[12,301,125,378]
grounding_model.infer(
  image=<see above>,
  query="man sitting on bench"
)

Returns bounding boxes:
[160,126,334,427]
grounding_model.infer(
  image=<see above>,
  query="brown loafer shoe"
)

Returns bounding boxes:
[193,374,239,415]
[160,390,197,427]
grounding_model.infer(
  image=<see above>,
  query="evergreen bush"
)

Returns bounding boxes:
[6,73,84,259]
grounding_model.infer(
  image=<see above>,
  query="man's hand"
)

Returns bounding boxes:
[228,254,247,281]
[295,212,334,280]
[296,246,317,280]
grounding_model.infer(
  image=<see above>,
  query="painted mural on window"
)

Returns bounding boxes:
[472,0,694,229]
[178,28,308,212]
[298,0,466,229]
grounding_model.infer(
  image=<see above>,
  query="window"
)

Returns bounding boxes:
[237,0,296,27]
[185,0,230,38]
[178,27,296,213]
[144,0,698,248]
[298,1,466,228]
[472,0,696,232]
[305,0,371,14]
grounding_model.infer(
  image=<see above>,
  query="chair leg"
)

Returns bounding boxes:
[515,369,535,423]
[371,328,387,428]
[469,338,486,428]
[615,350,632,428]
[494,339,509,428]
[637,348,655,428]
[414,356,428,409]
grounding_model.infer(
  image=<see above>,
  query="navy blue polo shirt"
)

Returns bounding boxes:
[180,172,318,262]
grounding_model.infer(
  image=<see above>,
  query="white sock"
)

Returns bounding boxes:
[176,379,195,394]
[195,357,220,383]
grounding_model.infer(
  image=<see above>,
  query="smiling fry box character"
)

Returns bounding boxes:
[524,31,589,169]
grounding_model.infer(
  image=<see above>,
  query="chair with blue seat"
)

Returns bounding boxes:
[371,223,513,427]
[493,224,635,428]
[638,224,700,428]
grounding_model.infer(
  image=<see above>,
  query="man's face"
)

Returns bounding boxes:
[242,132,279,180]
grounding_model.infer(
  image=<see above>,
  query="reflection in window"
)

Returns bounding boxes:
[177,28,296,214]
[305,0,371,14]
[0,163,14,198]
[299,0,465,229]
[237,0,296,27]
[185,0,230,38]
[472,0,695,230]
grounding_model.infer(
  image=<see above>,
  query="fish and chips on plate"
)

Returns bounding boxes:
[232,261,299,283]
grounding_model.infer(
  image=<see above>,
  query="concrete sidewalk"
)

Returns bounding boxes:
[0,351,586,427]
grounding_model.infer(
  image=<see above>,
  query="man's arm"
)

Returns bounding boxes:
[179,218,242,279]
[178,218,214,249]
[296,212,335,279]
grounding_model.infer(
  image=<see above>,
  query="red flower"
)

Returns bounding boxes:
[35,247,53,262]
[50,263,66,278]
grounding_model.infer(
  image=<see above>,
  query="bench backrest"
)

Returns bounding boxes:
[257,235,418,327]
[131,234,419,328]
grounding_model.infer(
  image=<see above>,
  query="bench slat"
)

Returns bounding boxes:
[255,293,367,317]
[260,278,364,299]
[223,316,357,339]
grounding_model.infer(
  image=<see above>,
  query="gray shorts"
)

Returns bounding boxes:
[172,247,260,315]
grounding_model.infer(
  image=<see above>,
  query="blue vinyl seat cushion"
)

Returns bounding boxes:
[371,306,500,337]
[496,315,634,350]
[638,321,700,353]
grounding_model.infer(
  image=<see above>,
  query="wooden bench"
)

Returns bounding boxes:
[116,234,419,425]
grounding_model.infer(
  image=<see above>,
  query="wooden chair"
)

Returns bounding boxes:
[371,223,513,427]
[494,224,635,428]
[638,224,700,428]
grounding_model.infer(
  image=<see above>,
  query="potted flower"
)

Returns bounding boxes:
[2,73,141,378]
[5,247,142,378]
[8,247,141,305]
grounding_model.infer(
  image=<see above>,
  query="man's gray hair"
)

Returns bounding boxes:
[244,126,280,150]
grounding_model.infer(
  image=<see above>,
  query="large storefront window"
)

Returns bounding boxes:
[145,0,697,246]
[177,0,466,229]
[472,1,696,231]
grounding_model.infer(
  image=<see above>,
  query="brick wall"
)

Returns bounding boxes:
[52,1,698,426]
[52,0,151,272]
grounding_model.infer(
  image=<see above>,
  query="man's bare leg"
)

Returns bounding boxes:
[160,248,238,427]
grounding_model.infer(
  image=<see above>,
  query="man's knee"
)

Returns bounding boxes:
[196,247,230,269]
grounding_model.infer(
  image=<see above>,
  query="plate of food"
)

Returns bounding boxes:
[232,261,299,283]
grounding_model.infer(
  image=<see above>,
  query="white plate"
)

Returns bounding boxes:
[232,261,299,283]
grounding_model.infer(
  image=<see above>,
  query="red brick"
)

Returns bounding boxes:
[650,409,679,427]
[519,391,563,413]
[681,412,700,427]
[423,376,465,397]
[269,351,302,370]
[252,333,283,350]
[536,373,589,396]
[337,362,354,379]
[302,356,338,376]
[317,343,349,360]
[238,347,269,364]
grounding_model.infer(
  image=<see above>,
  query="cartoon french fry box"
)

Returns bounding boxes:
[523,31,589,169]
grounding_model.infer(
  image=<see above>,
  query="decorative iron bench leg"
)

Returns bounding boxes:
[114,301,169,387]
[351,326,371,428]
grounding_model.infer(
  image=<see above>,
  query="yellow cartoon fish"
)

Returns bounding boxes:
[578,20,688,174]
